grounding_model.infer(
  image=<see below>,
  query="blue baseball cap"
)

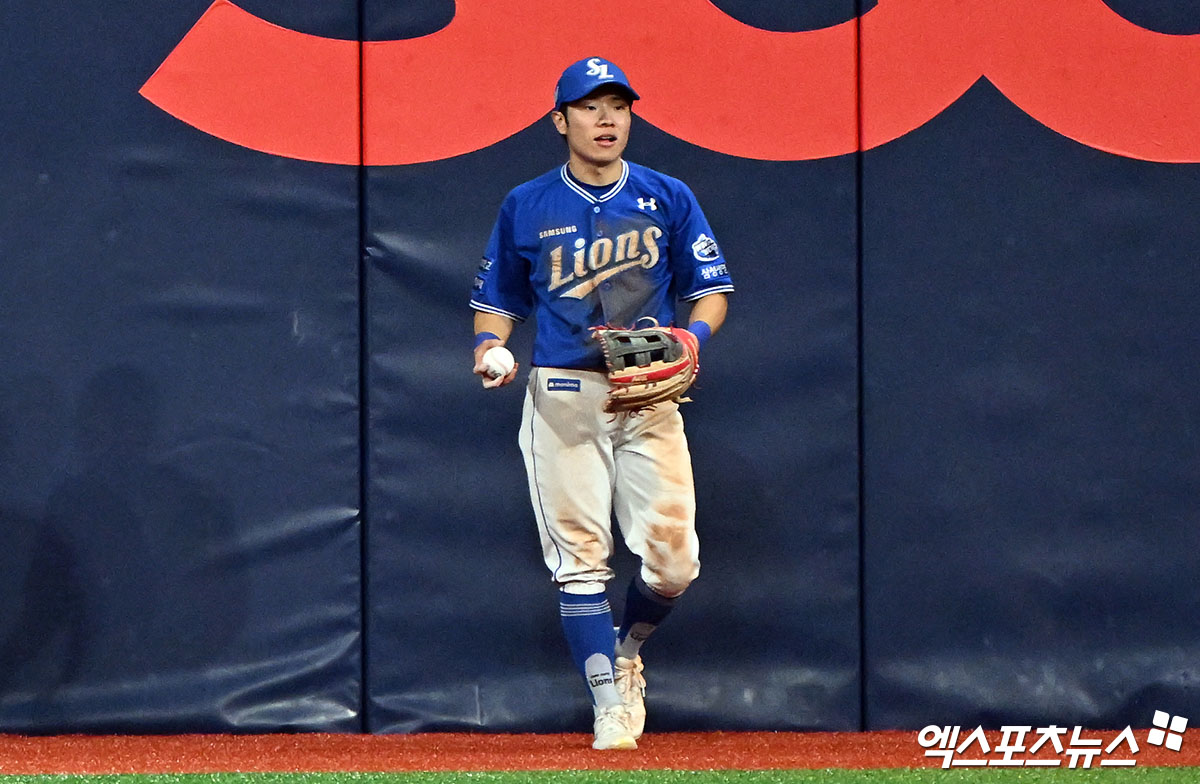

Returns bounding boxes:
[553,57,640,109]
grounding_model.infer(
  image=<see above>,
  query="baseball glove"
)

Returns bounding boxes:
[592,318,700,413]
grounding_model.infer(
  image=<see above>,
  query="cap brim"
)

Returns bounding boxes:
[557,83,639,108]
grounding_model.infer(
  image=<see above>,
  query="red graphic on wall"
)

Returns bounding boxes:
[139,0,1200,164]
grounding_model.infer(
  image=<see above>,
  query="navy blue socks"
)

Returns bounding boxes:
[615,575,677,659]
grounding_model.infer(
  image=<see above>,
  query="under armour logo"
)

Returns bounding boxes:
[637,197,657,211]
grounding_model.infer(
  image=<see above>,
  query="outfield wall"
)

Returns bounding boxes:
[1,0,1197,733]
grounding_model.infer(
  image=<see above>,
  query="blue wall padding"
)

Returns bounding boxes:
[860,83,1200,729]
[361,119,863,732]
[0,0,364,731]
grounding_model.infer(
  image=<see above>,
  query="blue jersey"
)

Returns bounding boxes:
[471,161,734,369]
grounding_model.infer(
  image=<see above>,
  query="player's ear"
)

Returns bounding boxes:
[550,108,568,136]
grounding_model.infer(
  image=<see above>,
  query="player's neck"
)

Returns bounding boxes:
[566,157,624,187]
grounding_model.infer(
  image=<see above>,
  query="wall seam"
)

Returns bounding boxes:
[356,3,372,734]
[854,0,870,733]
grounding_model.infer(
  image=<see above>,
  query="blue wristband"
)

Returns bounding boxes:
[688,320,712,350]
[474,331,500,348]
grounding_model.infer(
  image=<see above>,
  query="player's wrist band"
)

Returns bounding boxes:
[474,331,501,348]
[687,320,712,350]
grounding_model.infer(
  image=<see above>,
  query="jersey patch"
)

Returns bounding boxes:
[691,233,720,262]
[547,377,582,392]
[698,261,728,281]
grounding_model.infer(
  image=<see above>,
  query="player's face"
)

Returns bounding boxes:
[553,90,632,175]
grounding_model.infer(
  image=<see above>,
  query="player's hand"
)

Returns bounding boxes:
[473,338,519,389]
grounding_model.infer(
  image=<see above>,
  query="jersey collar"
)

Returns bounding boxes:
[560,161,629,204]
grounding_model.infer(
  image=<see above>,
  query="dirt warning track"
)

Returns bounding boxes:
[1,730,1197,775]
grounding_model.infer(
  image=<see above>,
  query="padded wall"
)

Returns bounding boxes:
[2,0,1198,735]
[361,1,864,733]
[0,0,363,731]
[860,2,1200,728]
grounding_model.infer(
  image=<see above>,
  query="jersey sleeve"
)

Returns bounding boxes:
[470,195,533,321]
[667,182,734,302]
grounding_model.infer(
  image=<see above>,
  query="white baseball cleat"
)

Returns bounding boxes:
[592,704,638,750]
[613,655,646,739]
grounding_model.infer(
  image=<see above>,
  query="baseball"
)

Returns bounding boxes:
[481,345,515,379]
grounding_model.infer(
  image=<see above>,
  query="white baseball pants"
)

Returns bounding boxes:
[518,367,700,598]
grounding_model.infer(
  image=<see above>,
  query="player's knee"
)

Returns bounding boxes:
[640,518,699,597]
[641,559,699,599]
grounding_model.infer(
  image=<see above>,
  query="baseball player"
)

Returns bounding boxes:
[469,56,733,750]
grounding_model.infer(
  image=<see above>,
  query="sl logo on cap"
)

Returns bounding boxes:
[586,58,614,80]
